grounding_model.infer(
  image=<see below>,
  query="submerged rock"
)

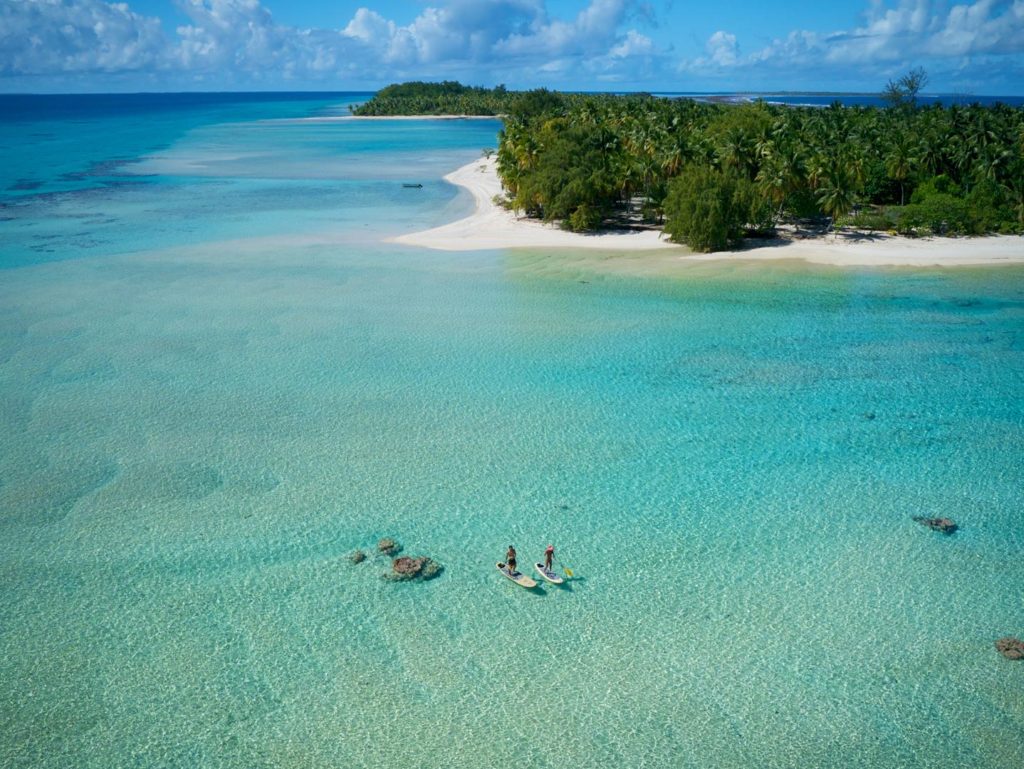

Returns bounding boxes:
[349,550,366,564]
[377,537,402,556]
[912,516,958,535]
[995,637,1024,660]
[385,556,444,582]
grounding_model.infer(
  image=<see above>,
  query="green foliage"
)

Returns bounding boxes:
[567,204,603,232]
[733,176,776,234]
[897,174,1018,235]
[911,174,955,203]
[708,102,774,180]
[663,166,744,252]
[966,179,1012,231]
[882,67,929,109]
[511,122,617,230]
[353,81,516,116]
[787,189,824,218]
[895,194,975,235]
[512,89,567,120]
[363,80,1024,243]
[1003,176,1024,227]
[837,209,893,231]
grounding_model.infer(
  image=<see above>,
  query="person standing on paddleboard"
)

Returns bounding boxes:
[505,545,517,574]
[544,544,554,571]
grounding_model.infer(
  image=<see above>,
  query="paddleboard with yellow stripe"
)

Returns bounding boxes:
[497,562,537,588]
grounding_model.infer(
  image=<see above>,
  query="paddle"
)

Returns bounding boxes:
[557,558,574,578]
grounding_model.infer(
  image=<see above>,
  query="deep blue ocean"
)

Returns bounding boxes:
[656,92,1024,108]
[1,92,1022,769]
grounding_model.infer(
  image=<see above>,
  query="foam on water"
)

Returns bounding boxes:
[1,96,1022,769]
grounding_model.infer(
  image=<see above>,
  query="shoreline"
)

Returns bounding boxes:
[395,157,1024,267]
[392,156,678,252]
[292,115,504,122]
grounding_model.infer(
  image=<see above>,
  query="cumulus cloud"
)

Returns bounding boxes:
[173,0,365,77]
[610,30,654,59]
[0,0,657,86]
[494,0,631,58]
[684,0,1024,78]
[703,31,738,66]
[0,0,167,74]
[924,0,1024,57]
[3,0,1022,91]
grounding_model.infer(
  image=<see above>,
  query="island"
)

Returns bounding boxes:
[358,80,1024,264]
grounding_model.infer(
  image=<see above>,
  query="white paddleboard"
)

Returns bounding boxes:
[533,563,564,584]
[497,562,537,588]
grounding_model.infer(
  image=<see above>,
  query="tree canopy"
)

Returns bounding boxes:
[357,78,1024,250]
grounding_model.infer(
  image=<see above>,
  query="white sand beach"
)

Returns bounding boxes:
[727,231,1024,267]
[392,156,678,252]
[396,156,1024,267]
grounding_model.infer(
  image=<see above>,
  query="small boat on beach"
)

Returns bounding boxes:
[533,563,564,584]
[497,562,536,588]
[402,183,423,188]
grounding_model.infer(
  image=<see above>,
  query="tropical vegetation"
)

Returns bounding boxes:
[352,81,516,116]
[355,79,1024,251]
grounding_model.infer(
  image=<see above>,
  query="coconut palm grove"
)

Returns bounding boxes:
[355,79,1024,251]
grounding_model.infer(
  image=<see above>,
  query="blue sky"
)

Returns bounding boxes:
[2,0,1023,94]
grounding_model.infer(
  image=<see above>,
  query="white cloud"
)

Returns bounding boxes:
[2,0,1022,91]
[173,0,368,78]
[341,0,644,66]
[610,30,653,58]
[704,31,738,66]
[495,0,633,58]
[685,0,1024,77]
[0,0,657,86]
[0,0,167,74]
[924,0,1024,57]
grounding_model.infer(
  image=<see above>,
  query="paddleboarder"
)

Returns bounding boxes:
[505,545,517,574]
[544,544,554,571]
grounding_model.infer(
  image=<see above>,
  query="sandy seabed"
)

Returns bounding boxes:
[395,156,1024,267]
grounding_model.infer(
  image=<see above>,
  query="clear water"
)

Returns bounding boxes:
[1,95,1022,769]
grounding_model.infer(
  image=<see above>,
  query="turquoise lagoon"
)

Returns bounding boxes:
[1,94,1022,768]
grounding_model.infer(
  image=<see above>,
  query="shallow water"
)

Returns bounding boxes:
[1,95,1022,769]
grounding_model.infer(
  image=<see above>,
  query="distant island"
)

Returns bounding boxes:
[354,79,1024,253]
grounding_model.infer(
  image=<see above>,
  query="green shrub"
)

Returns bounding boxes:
[512,125,616,230]
[663,166,742,252]
[786,188,823,219]
[733,176,776,235]
[838,209,893,231]
[895,194,975,235]
[565,204,602,232]
[910,174,956,203]
[966,179,1012,231]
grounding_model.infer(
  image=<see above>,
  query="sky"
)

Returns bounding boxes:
[1,0,1023,94]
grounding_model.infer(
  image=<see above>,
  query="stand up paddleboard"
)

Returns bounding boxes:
[497,562,537,588]
[533,563,564,584]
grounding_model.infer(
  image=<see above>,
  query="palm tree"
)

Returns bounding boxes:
[885,134,915,205]
[756,146,804,224]
[1002,175,1024,226]
[816,164,857,230]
